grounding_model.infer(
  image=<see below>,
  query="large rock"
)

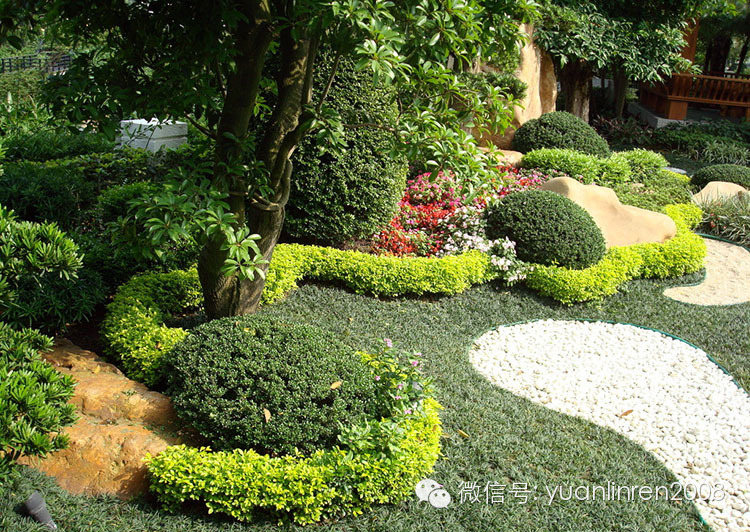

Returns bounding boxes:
[19,339,192,499]
[474,24,557,149]
[540,177,677,248]
[479,147,524,167]
[693,181,748,205]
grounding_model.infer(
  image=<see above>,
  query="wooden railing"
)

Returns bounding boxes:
[640,73,750,120]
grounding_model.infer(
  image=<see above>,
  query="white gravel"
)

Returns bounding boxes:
[469,320,750,532]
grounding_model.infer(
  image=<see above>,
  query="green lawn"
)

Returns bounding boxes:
[3,273,748,532]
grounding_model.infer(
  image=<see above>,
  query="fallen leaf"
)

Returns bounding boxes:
[244,328,250,332]
[457,429,470,439]
[330,381,342,390]
[441,432,451,439]
[619,409,634,417]
[263,408,271,423]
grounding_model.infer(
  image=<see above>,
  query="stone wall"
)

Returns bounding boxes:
[475,24,557,149]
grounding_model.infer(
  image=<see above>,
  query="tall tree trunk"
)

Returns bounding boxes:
[559,60,593,122]
[612,66,628,119]
[736,35,750,75]
[199,21,318,319]
[707,35,731,75]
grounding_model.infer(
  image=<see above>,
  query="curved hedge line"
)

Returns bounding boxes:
[101,247,492,385]
[146,397,442,525]
[525,204,706,304]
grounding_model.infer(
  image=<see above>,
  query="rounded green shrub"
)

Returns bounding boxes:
[285,52,408,245]
[164,315,382,455]
[485,190,606,269]
[691,164,750,191]
[512,111,611,158]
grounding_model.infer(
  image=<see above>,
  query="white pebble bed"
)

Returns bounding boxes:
[469,320,750,532]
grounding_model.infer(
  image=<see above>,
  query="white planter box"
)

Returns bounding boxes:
[117,119,188,152]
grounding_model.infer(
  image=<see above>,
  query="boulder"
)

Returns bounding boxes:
[693,181,748,205]
[19,339,193,499]
[479,147,524,167]
[473,23,557,149]
[540,177,677,248]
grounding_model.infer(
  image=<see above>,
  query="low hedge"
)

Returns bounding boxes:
[101,247,492,385]
[147,395,441,525]
[525,204,706,304]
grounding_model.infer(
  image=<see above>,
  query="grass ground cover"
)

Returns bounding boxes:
[4,274,747,531]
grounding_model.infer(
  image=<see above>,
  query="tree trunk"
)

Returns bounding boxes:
[736,35,749,75]
[707,35,731,75]
[199,21,318,319]
[559,60,593,122]
[612,66,628,119]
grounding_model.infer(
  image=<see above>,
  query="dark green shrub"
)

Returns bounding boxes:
[692,164,750,191]
[512,111,611,158]
[0,323,77,477]
[165,315,381,455]
[697,194,750,247]
[0,205,104,332]
[285,53,408,244]
[2,129,114,162]
[485,190,606,269]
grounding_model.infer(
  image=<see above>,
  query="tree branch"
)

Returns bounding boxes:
[186,115,216,139]
[315,51,340,114]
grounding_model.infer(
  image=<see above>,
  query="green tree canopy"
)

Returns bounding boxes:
[1,0,535,317]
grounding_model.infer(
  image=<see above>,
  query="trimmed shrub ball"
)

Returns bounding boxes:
[691,164,750,191]
[164,315,382,455]
[284,51,408,245]
[485,190,606,269]
[512,111,611,158]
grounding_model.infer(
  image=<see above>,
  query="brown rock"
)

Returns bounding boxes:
[540,177,677,248]
[474,24,558,149]
[693,181,748,205]
[19,339,190,499]
[479,147,524,167]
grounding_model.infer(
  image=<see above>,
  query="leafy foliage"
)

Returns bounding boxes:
[512,111,611,157]
[0,323,77,476]
[2,130,114,162]
[285,53,408,245]
[485,189,606,269]
[165,316,381,455]
[612,170,693,211]
[692,164,750,190]
[0,205,103,332]
[653,121,750,164]
[613,149,668,181]
[526,204,705,303]
[520,148,631,185]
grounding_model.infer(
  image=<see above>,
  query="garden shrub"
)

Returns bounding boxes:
[457,71,528,101]
[525,204,705,303]
[101,246,492,384]
[0,205,104,332]
[612,149,668,182]
[520,148,630,185]
[485,190,606,269]
[147,344,441,525]
[0,148,179,229]
[691,164,750,191]
[285,52,408,245]
[0,323,77,477]
[613,170,693,211]
[2,129,114,162]
[165,316,381,455]
[512,111,611,158]
[696,194,750,248]
[653,122,750,165]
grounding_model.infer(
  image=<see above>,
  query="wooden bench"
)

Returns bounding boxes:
[640,73,750,120]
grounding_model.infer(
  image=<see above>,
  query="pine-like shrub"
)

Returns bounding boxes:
[512,111,611,158]
[285,52,408,245]
[691,164,750,191]
[164,315,382,455]
[485,190,606,269]
[0,324,77,477]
